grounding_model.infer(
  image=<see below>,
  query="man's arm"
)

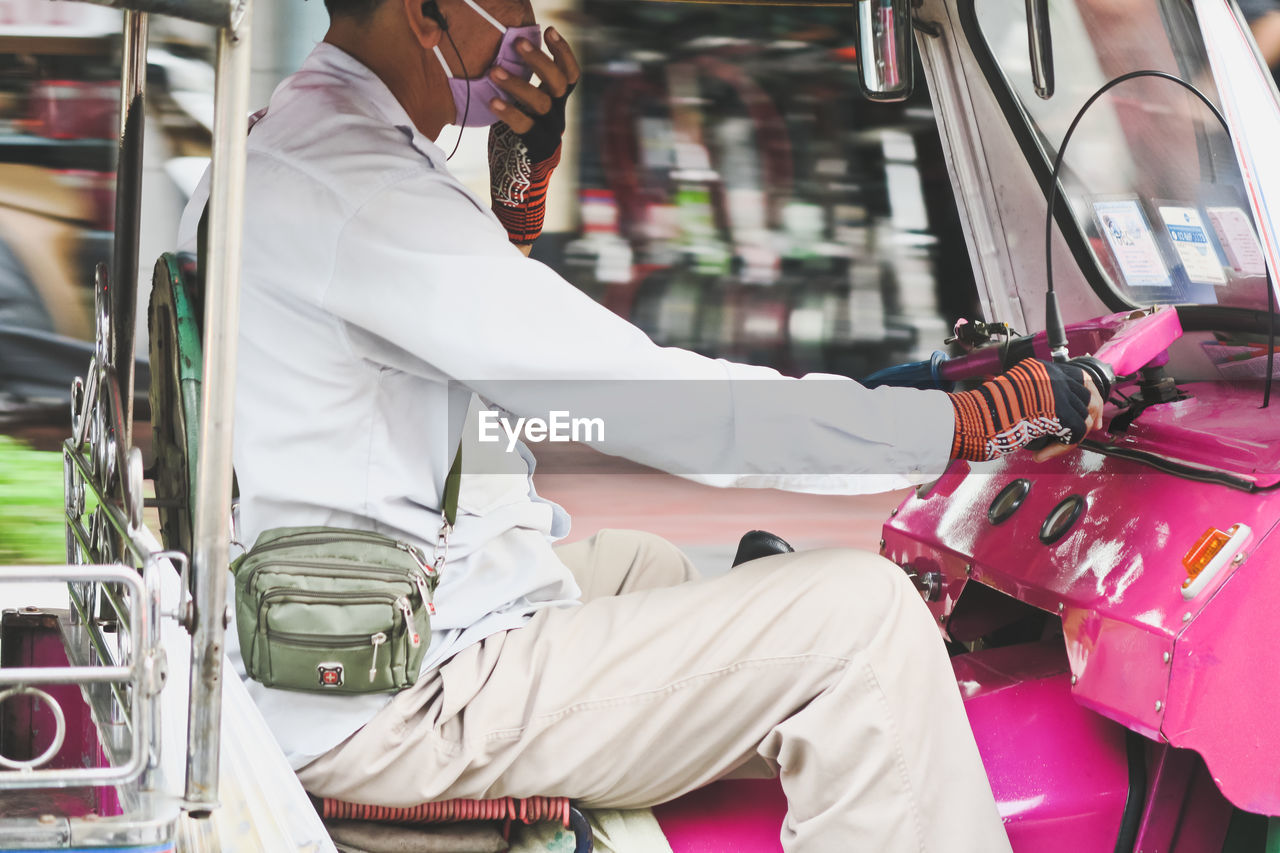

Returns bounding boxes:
[323,173,957,494]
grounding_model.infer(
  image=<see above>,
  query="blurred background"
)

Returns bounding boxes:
[0,0,980,427]
[0,0,979,567]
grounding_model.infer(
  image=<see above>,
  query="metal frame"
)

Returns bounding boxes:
[1,0,255,841]
[184,14,254,812]
[70,0,246,29]
[0,565,156,789]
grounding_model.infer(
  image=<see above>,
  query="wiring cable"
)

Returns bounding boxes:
[1041,68,1276,408]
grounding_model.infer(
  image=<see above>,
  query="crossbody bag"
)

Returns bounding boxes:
[231,449,461,694]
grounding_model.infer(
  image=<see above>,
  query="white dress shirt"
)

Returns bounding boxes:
[177,43,956,770]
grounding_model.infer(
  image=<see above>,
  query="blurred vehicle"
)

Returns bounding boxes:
[0,2,148,424]
[547,7,977,378]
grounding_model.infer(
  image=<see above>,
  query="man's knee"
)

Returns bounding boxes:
[561,529,699,599]
[598,528,699,588]
[747,548,935,640]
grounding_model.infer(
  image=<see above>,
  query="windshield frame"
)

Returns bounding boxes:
[955,0,1276,326]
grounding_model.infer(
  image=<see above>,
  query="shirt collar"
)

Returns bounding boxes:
[300,42,450,168]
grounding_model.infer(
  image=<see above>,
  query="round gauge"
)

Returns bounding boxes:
[988,479,1031,525]
[1040,495,1086,545]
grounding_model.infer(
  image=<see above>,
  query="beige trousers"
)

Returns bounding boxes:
[298,530,1011,853]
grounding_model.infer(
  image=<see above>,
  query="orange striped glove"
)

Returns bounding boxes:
[947,358,1092,461]
[488,82,573,246]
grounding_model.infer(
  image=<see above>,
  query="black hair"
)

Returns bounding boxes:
[322,0,389,20]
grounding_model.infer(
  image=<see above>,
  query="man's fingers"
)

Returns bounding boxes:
[514,38,568,98]
[491,99,534,134]
[1082,374,1104,434]
[1032,441,1075,463]
[1034,374,1105,463]
[491,68,552,115]
[545,27,581,88]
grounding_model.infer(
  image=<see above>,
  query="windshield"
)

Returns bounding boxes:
[973,0,1272,313]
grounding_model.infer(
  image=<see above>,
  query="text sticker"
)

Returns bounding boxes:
[1159,206,1227,285]
[1094,200,1172,289]
[1205,207,1267,277]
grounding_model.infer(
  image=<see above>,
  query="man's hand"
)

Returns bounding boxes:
[947,358,1102,462]
[1031,372,1103,462]
[487,27,580,246]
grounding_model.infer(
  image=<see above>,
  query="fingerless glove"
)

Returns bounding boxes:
[488,83,574,246]
[947,358,1091,461]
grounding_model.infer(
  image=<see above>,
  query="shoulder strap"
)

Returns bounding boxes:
[442,444,462,528]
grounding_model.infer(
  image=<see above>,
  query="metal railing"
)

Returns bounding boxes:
[0,565,159,789]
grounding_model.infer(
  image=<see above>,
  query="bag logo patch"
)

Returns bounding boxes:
[317,663,344,687]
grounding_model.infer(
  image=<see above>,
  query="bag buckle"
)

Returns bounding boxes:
[433,515,452,573]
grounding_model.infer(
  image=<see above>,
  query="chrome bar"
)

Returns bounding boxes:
[60,0,243,28]
[110,11,148,448]
[185,4,254,812]
[1025,0,1054,99]
[0,666,133,686]
[67,578,134,727]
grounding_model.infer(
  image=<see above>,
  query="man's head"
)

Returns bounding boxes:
[322,0,537,140]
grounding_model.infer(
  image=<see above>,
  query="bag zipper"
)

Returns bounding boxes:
[397,597,421,647]
[254,589,399,663]
[265,628,391,684]
[255,590,422,666]
[246,561,421,608]
[244,554,436,610]
[250,528,402,553]
[396,542,437,614]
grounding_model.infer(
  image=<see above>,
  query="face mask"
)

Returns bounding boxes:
[433,0,541,128]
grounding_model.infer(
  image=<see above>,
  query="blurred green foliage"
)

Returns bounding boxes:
[0,436,64,564]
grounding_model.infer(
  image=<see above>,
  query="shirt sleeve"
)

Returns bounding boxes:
[322,171,956,494]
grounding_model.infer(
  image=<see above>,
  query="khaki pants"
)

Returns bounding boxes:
[298,530,1011,853]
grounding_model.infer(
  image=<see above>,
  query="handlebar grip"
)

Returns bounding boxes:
[1025,355,1115,452]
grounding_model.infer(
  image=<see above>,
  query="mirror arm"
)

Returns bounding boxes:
[1026,0,1055,99]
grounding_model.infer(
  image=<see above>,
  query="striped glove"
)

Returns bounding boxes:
[947,358,1092,461]
[488,82,573,246]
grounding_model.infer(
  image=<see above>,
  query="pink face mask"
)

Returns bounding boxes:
[433,0,541,128]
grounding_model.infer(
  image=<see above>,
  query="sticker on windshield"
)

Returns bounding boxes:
[1093,200,1172,290]
[1205,207,1267,277]
[1158,206,1227,285]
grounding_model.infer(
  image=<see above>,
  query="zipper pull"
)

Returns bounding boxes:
[398,597,421,647]
[399,541,435,576]
[398,541,437,614]
[414,573,436,615]
[368,632,387,682]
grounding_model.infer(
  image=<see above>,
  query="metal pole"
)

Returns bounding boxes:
[183,4,253,814]
[111,10,147,448]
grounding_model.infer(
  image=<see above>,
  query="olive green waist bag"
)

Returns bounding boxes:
[231,526,440,694]
[231,452,460,695]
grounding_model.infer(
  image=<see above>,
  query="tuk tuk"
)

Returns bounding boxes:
[1,0,1278,850]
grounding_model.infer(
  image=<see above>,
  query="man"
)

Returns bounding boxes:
[179,0,1101,849]
[1240,0,1280,85]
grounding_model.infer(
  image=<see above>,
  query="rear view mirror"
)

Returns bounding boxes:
[854,0,915,102]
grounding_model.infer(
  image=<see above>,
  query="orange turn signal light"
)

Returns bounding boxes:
[1182,525,1239,588]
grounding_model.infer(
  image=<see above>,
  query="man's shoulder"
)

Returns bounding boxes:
[246,72,441,211]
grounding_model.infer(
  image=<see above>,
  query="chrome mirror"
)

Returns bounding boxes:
[854,0,915,102]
